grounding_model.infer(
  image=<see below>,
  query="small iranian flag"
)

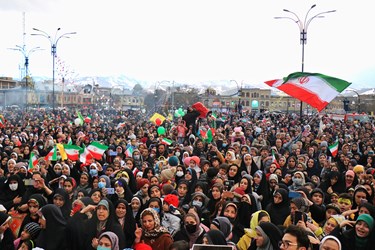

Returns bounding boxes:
[329,139,339,157]
[28,152,38,173]
[87,141,108,160]
[265,72,351,111]
[44,146,57,161]
[125,147,134,158]
[161,138,173,146]
[64,144,82,161]
[271,149,280,168]
[79,145,93,164]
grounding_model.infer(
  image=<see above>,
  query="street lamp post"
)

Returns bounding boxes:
[9,45,42,111]
[346,89,361,113]
[275,5,336,119]
[31,28,76,113]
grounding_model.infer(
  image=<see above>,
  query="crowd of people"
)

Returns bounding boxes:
[0,106,374,250]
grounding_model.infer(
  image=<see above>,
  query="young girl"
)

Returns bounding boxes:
[14,222,40,250]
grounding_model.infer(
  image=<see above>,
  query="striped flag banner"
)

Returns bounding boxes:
[64,144,83,161]
[265,72,351,111]
[28,152,38,173]
[44,146,57,161]
[329,139,339,157]
[87,141,108,160]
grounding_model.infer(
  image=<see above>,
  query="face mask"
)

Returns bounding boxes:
[38,145,43,149]
[175,152,181,157]
[133,155,140,160]
[222,143,227,148]
[192,200,203,208]
[185,224,197,234]
[57,155,62,160]
[54,170,62,176]
[152,207,160,213]
[89,169,98,176]
[176,171,184,177]
[292,177,303,186]
[9,183,18,191]
[98,182,106,189]
[97,246,111,250]
[227,217,236,224]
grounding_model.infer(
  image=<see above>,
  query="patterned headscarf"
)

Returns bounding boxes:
[140,208,168,238]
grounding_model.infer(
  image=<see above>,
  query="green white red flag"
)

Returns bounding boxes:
[28,152,38,173]
[44,146,57,161]
[329,139,339,157]
[64,144,82,161]
[87,141,108,160]
[161,138,173,146]
[265,72,351,111]
[125,147,134,158]
[79,145,93,164]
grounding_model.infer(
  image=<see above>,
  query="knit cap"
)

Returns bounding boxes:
[356,213,374,230]
[291,197,308,212]
[353,165,365,174]
[160,168,174,181]
[24,222,41,239]
[269,174,278,183]
[137,178,150,190]
[168,156,179,167]
[163,194,179,208]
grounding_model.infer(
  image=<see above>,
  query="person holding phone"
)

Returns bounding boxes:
[283,197,318,228]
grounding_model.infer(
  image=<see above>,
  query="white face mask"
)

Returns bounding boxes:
[9,183,18,191]
[176,171,184,177]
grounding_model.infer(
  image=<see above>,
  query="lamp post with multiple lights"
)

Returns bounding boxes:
[31,28,76,113]
[9,45,42,111]
[275,5,336,119]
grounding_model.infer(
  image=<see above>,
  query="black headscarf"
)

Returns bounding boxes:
[115,199,137,248]
[53,188,72,220]
[204,229,227,245]
[36,204,67,250]
[265,188,290,226]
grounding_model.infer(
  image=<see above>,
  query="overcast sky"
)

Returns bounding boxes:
[0,0,374,90]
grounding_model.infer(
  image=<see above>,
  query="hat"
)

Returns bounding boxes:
[356,214,374,230]
[211,216,232,238]
[168,156,179,167]
[163,194,179,208]
[345,170,355,177]
[160,169,174,181]
[325,203,340,214]
[353,165,365,174]
[269,174,278,183]
[24,222,41,239]
[291,197,308,212]
[137,178,150,190]
[350,159,358,166]
[310,188,325,200]
[320,141,328,147]
[320,236,341,250]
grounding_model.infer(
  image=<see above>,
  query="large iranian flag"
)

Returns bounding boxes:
[87,141,108,160]
[28,152,38,173]
[329,139,339,157]
[64,144,82,161]
[265,72,351,111]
